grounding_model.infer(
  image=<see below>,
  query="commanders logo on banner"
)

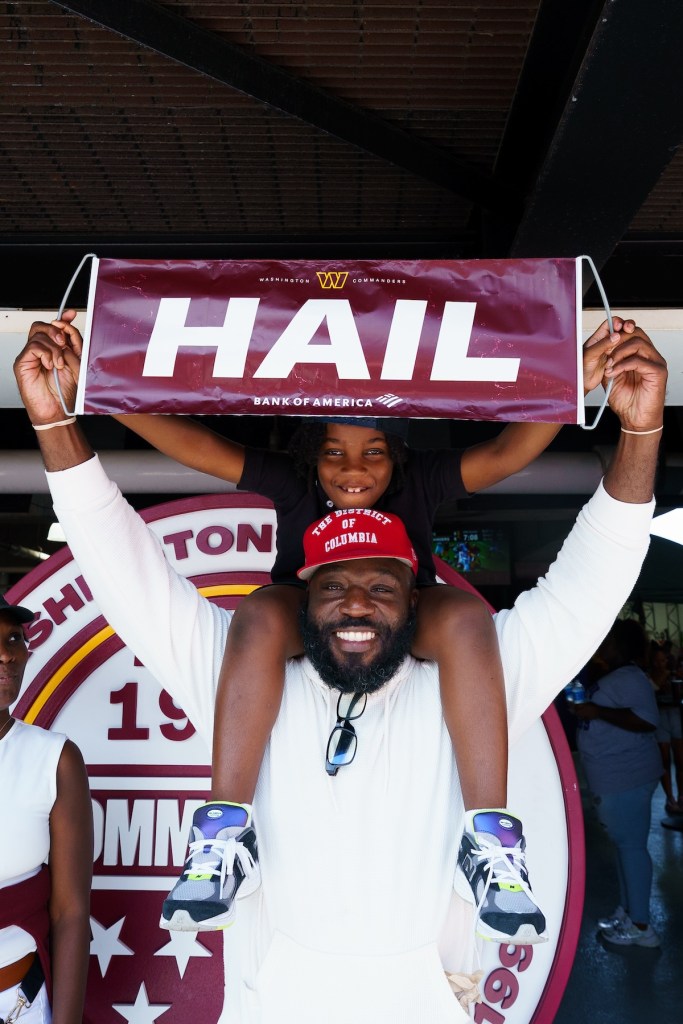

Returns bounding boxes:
[9,494,583,1024]
[75,257,584,424]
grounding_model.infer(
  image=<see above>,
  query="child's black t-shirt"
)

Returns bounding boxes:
[238,447,467,585]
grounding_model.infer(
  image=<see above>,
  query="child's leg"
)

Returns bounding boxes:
[412,586,507,809]
[211,584,305,803]
[413,586,547,944]
[161,585,304,932]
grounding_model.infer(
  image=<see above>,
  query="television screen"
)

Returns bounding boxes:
[432,526,511,586]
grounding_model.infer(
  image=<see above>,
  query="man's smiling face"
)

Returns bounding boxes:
[301,557,417,694]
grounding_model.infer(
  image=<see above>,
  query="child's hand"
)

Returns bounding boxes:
[582,317,635,395]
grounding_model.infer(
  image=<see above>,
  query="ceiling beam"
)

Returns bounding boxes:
[509,0,683,266]
[595,240,683,307]
[481,0,603,253]
[493,0,602,194]
[50,0,517,215]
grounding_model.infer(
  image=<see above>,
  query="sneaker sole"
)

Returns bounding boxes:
[159,866,262,932]
[602,931,661,948]
[476,920,549,945]
[455,867,548,944]
[159,907,237,932]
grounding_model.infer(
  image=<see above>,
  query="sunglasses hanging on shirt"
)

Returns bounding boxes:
[325,691,367,776]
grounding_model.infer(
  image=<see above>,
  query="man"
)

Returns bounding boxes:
[14,321,666,1023]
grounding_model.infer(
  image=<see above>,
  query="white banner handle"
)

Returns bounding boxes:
[53,253,98,417]
[579,254,614,431]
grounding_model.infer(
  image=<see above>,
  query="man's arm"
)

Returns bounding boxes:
[14,322,228,744]
[13,317,93,471]
[23,310,248,482]
[495,325,666,741]
[601,327,666,503]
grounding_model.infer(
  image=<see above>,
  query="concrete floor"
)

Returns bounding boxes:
[553,777,683,1023]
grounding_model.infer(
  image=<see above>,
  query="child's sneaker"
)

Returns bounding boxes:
[160,801,260,931]
[457,810,548,944]
[602,921,660,948]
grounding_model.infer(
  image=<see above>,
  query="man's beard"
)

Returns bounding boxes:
[300,606,416,694]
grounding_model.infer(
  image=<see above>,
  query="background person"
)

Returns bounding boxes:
[649,641,683,815]
[574,619,662,947]
[0,595,92,1024]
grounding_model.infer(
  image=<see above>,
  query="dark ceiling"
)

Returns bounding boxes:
[2,0,683,596]
[3,0,683,308]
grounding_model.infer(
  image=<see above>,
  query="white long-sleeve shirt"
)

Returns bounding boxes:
[47,457,653,1024]
[0,721,65,968]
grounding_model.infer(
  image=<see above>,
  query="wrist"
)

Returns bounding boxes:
[620,424,663,436]
[34,420,94,474]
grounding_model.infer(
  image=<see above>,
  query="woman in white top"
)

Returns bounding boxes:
[0,594,92,1024]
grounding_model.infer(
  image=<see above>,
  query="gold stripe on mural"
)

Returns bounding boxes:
[23,584,259,722]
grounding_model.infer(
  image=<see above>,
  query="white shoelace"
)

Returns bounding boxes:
[186,836,257,890]
[471,838,532,918]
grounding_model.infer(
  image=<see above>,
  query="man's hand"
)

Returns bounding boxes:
[14,308,82,426]
[14,309,93,472]
[600,323,667,503]
[604,327,667,432]
[582,316,634,395]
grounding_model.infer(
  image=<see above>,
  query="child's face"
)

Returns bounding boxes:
[316,424,394,509]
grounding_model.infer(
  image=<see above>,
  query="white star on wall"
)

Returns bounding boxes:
[154,930,213,978]
[112,982,171,1023]
[90,916,134,975]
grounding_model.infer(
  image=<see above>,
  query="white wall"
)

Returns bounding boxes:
[583,308,683,406]
[2,308,681,408]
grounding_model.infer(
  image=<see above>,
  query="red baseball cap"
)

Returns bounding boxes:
[298,508,418,581]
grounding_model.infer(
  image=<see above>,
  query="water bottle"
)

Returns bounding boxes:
[564,679,586,704]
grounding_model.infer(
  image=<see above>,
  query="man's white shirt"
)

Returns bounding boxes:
[47,456,654,1023]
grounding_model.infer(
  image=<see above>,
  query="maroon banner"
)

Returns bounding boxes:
[77,258,582,422]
